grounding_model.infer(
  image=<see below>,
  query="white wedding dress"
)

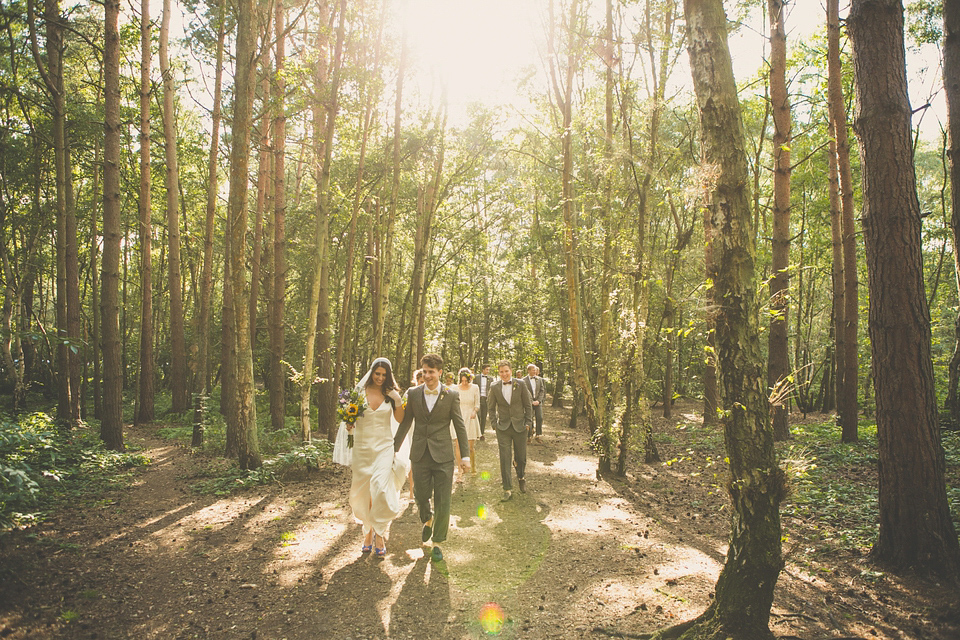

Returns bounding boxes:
[348,396,409,536]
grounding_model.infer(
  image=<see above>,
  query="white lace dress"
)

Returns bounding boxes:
[348,397,409,536]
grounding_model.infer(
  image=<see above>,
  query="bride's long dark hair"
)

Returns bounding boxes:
[366,359,401,406]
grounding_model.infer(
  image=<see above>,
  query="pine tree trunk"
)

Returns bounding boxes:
[767,0,792,441]
[301,0,345,441]
[136,0,154,425]
[848,0,960,575]
[828,0,859,441]
[943,0,960,428]
[195,0,225,446]
[268,1,287,433]
[100,0,124,451]
[161,0,189,413]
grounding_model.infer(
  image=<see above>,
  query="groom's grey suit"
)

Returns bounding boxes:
[488,378,533,492]
[394,385,469,545]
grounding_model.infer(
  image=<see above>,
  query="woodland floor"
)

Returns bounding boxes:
[1,400,959,639]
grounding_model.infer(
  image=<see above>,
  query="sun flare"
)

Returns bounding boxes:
[402,0,541,118]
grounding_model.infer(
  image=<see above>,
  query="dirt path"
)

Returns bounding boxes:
[1,403,958,639]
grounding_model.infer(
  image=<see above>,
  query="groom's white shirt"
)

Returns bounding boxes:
[501,378,513,404]
[424,382,440,411]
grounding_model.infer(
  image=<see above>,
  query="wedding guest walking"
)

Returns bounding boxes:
[333,358,407,558]
[455,367,481,473]
[475,364,493,440]
[524,364,546,443]
[394,354,470,562]
[488,360,533,502]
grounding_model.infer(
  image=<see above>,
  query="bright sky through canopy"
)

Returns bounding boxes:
[402,0,540,122]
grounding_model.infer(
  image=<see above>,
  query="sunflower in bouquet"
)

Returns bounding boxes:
[337,388,368,447]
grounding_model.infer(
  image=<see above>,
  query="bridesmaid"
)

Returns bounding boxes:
[455,368,481,473]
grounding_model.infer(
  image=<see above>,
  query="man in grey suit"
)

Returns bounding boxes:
[475,364,494,440]
[394,353,470,562]
[488,359,533,501]
[523,364,546,443]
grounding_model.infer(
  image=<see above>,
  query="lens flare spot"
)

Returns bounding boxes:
[480,471,491,480]
[477,503,487,520]
[479,601,505,635]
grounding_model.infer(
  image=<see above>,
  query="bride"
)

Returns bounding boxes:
[334,357,408,557]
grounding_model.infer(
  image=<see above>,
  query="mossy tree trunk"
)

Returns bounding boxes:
[653,0,785,637]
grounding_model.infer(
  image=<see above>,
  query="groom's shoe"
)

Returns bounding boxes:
[518,477,526,493]
[431,546,444,562]
[501,490,513,502]
[421,518,433,543]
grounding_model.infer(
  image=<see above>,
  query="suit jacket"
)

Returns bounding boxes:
[394,384,469,463]
[523,375,546,405]
[475,374,494,399]
[488,378,533,432]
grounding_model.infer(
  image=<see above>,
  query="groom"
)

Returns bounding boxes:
[394,353,470,562]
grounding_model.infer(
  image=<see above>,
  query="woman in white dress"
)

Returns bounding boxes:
[455,367,481,474]
[337,357,407,557]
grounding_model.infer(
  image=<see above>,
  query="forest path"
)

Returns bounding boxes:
[0,404,717,639]
[5,404,950,639]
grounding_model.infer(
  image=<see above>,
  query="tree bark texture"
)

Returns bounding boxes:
[100,0,123,450]
[657,0,785,637]
[848,0,960,575]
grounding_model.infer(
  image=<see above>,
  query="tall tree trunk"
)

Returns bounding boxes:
[301,0,345,441]
[29,0,76,424]
[828,0,860,441]
[848,0,960,576]
[335,12,383,390]
[942,0,960,428]
[196,0,226,446]
[91,138,102,420]
[227,0,261,469]
[251,13,273,351]
[136,0,154,425]
[702,202,719,426]
[161,0,189,413]
[549,0,599,441]
[268,0,287,433]
[767,0,792,441]
[101,0,124,451]
[655,1,785,637]
[374,27,406,355]
[828,137,845,417]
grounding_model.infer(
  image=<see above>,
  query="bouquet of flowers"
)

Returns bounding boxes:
[337,388,368,448]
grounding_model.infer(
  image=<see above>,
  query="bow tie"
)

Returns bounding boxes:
[425,388,439,395]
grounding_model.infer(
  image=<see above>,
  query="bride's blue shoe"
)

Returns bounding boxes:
[362,543,372,553]
[374,535,386,558]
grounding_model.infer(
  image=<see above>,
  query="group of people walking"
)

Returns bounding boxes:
[333,354,547,562]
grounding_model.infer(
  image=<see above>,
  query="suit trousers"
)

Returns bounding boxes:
[412,450,454,544]
[479,397,488,435]
[530,404,543,437]
[496,426,527,490]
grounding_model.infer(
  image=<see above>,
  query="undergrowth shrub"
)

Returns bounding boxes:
[0,412,149,531]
